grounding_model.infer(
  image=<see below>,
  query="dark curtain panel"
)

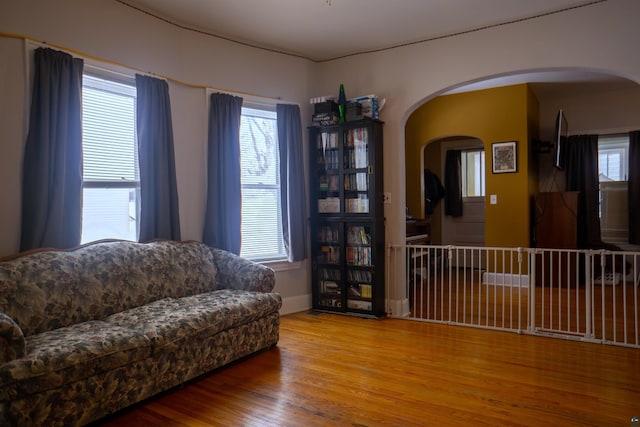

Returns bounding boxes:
[277,104,308,262]
[20,48,84,251]
[444,150,463,217]
[203,93,243,254]
[629,130,640,244]
[135,74,181,242]
[564,134,601,248]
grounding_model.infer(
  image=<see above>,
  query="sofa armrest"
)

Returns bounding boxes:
[0,312,26,364]
[210,248,275,293]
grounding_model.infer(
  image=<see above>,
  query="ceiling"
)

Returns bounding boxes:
[118,0,632,92]
[120,0,602,62]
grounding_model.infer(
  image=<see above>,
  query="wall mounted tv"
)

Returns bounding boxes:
[554,108,568,169]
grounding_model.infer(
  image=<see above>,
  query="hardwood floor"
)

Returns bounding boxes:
[410,269,640,345]
[97,311,640,426]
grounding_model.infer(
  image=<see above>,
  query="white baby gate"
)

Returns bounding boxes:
[387,244,640,348]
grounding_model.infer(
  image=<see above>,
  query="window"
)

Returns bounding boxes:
[239,106,286,261]
[598,135,629,182]
[81,73,139,243]
[461,149,485,197]
[598,134,629,240]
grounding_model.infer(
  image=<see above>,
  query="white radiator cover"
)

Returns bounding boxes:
[482,272,530,287]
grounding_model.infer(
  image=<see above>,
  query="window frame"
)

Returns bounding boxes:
[80,67,140,244]
[598,134,629,182]
[461,148,486,199]
[238,100,287,263]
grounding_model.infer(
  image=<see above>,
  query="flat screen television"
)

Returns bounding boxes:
[553,109,568,169]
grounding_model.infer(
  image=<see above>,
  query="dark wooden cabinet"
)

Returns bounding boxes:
[535,191,578,249]
[535,191,580,287]
[309,119,385,317]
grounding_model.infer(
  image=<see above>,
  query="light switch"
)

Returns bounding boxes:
[490,194,497,205]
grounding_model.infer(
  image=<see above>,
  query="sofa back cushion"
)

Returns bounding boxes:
[0,240,219,336]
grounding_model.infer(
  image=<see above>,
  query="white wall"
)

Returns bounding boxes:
[0,0,314,313]
[2,0,640,314]
[311,0,640,311]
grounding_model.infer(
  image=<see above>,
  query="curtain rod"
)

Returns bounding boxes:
[0,31,284,102]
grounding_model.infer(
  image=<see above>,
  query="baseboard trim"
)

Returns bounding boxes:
[280,294,312,315]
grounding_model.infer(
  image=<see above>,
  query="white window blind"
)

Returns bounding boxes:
[598,135,629,182]
[81,73,139,243]
[239,106,286,261]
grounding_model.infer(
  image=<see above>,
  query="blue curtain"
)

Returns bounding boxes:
[203,93,243,254]
[20,48,84,251]
[277,104,308,262]
[135,75,181,242]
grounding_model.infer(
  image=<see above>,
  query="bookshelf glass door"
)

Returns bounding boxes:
[345,224,373,312]
[344,127,369,214]
[316,223,343,309]
[316,130,341,214]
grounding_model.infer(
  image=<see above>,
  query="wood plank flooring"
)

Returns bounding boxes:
[96,311,640,426]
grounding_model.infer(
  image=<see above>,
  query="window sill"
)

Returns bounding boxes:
[262,259,303,272]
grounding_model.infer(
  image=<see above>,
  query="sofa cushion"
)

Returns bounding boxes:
[105,298,190,347]
[105,290,282,349]
[176,289,282,333]
[0,320,151,396]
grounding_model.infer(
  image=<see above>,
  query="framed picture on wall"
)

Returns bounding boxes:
[492,141,517,173]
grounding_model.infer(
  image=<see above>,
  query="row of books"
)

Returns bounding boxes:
[318,226,339,243]
[319,268,341,280]
[347,270,372,283]
[344,172,368,191]
[348,284,372,299]
[345,128,368,147]
[345,197,369,213]
[318,175,339,192]
[319,245,340,264]
[317,131,339,149]
[344,145,369,169]
[317,149,340,170]
[346,226,371,245]
[346,246,372,266]
[319,280,340,296]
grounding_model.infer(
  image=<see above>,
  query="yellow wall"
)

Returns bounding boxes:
[405,84,536,248]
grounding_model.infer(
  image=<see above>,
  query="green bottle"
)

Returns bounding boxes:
[338,84,346,123]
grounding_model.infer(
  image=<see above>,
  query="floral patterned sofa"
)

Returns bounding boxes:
[0,239,281,426]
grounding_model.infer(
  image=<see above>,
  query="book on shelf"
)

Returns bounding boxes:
[359,284,372,299]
